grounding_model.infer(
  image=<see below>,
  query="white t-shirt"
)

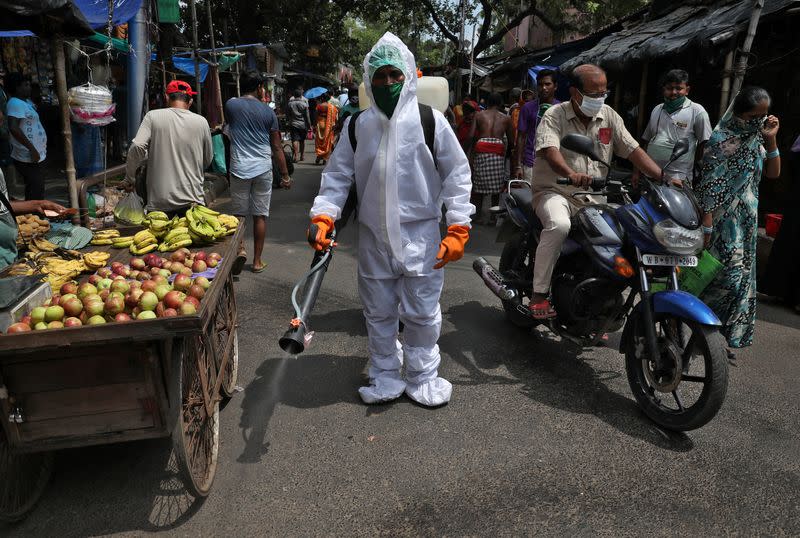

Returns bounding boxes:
[641,99,711,180]
[6,97,47,163]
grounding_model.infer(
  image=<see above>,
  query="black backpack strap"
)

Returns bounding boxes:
[418,103,436,167]
[347,110,363,152]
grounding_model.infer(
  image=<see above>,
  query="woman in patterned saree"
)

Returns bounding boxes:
[314,93,338,165]
[696,87,781,357]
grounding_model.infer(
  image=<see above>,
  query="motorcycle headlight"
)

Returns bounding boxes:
[653,219,704,254]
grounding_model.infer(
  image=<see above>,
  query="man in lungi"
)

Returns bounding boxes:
[469,92,514,224]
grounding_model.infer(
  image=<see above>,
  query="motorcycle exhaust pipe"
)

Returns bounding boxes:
[473,257,517,301]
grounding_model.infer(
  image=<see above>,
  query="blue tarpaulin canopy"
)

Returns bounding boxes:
[0,0,141,36]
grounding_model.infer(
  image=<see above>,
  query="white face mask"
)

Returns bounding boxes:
[577,92,605,117]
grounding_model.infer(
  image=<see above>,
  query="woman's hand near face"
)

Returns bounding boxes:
[762,115,779,141]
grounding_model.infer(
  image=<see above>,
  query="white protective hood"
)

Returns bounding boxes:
[311,32,473,265]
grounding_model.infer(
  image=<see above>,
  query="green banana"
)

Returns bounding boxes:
[147,211,169,221]
[194,205,220,216]
[130,243,157,255]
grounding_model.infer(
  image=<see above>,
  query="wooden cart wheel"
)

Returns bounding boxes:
[0,427,54,522]
[171,336,220,498]
[213,276,239,399]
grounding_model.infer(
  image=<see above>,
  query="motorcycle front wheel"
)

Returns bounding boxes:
[624,314,728,431]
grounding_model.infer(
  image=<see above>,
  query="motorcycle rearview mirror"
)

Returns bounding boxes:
[560,134,610,168]
[660,138,692,184]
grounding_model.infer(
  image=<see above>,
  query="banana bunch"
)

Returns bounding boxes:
[111,236,135,248]
[82,250,111,271]
[144,211,173,239]
[158,226,193,252]
[186,205,226,243]
[41,257,88,293]
[130,229,158,255]
[217,214,239,236]
[7,262,36,276]
[90,229,121,246]
[28,236,59,253]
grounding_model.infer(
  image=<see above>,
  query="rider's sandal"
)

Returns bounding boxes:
[528,299,557,320]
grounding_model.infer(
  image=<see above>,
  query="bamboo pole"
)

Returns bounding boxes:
[205,0,224,125]
[730,0,765,104]
[719,49,734,120]
[51,37,79,217]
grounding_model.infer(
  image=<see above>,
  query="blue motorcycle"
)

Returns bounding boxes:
[474,134,728,431]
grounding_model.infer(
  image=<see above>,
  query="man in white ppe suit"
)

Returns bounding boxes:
[308,33,474,407]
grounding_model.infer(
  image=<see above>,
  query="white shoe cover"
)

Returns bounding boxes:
[405,377,452,407]
[358,376,407,404]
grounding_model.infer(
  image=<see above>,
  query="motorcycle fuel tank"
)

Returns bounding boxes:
[573,205,627,278]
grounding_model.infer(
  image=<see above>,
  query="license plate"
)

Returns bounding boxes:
[642,254,698,267]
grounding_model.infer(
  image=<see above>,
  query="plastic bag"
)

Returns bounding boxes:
[113,192,145,225]
[678,250,723,296]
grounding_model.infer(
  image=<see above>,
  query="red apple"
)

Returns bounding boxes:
[138,291,158,311]
[6,322,31,333]
[97,267,113,278]
[163,308,178,317]
[188,284,205,300]
[126,288,144,308]
[130,257,146,270]
[62,296,84,318]
[208,252,221,262]
[78,282,98,299]
[110,279,130,295]
[132,306,142,318]
[150,266,162,276]
[104,294,125,316]
[180,301,197,315]
[154,284,171,301]
[155,301,166,317]
[192,260,207,273]
[163,290,186,310]
[59,293,77,306]
[99,289,110,301]
[49,294,61,307]
[158,268,171,279]
[137,271,151,281]
[169,262,184,274]
[97,278,113,290]
[184,295,201,310]
[111,261,125,273]
[64,317,82,327]
[60,281,78,295]
[151,275,168,286]
[88,274,103,286]
[83,298,105,317]
[129,280,141,290]
[19,315,32,326]
[170,250,186,263]
[194,251,208,262]
[114,313,132,323]
[180,267,193,277]
[47,320,64,329]
[162,261,173,272]
[173,274,192,291]
[206,257,219,268]
[141,279,158,292]
[144,253,162,268]
[79,311,89,324]
[193,276,211,290]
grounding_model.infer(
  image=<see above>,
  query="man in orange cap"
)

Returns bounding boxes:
[124,80,213,216]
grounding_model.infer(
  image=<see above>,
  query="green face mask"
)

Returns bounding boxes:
[663,95,687,114]
[372,82,404,118]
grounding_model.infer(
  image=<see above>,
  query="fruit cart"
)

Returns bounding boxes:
[0,221,244,522]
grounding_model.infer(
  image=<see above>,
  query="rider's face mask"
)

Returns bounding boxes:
[576,90,606,118]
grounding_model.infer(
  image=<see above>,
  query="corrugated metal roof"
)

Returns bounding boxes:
[563,0,799,70]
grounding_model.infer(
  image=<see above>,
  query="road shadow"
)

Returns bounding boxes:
[442,301,694,452]
[306,307,368,338]
[2,439,205,537]
[755,296,800,331]
[238,354,367,463]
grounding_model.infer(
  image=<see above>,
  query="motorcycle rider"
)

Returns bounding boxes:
[308,33,474,406]
[528,64,665,319]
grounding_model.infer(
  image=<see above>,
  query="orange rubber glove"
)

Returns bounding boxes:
[307,215,335,251]
[434,225,470,269]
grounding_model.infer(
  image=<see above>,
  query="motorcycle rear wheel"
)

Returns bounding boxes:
[499,233,537,328]
[625,314,728,431]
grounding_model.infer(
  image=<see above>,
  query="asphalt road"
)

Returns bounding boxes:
[5,150,799,536]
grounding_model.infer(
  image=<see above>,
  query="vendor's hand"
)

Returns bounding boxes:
[434,224,470,270]
[307,214,334,251]
[513,166,524,180]
[568,172,592,187]
[703,233,712,249]
[280,175,293,189]
[30,148,41,163]
[762,115,780,140]
[668,177,683,187]
[34,200,67,215]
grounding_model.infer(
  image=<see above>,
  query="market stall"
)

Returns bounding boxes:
[0,206,243,521]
